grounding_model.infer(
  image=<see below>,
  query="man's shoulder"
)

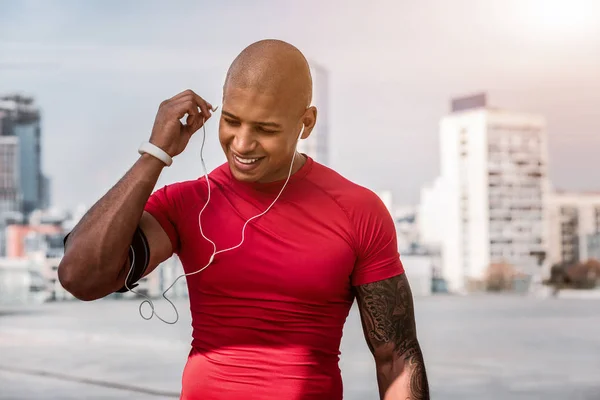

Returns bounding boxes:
[308,162,395,257]
[153,163,229,199]
[307,161,387,216]
[156,178,203,198]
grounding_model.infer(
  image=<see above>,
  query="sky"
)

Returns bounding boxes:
[1,0,599,210]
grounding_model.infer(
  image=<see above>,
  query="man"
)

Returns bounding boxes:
[58,39,429,400]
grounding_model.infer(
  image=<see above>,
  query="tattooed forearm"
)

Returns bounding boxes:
[355,274,429,400]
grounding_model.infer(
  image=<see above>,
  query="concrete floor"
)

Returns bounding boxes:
[1,295,600,399]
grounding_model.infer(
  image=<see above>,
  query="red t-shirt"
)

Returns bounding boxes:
[144,156,404,400]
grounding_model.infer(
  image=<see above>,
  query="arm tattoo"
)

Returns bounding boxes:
[355,274,429,400]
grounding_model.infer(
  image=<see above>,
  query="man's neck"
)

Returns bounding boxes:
[258,152,306,184]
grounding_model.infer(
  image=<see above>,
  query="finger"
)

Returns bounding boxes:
[184,108,205,134]
[168,89,195,102]
[165,90,214,125]
[190,111,206,129]
[181,122,194,138]
[192,112,207,132]
[168,89,209,116]
[183,112,207,136]
[170,99,198,121]
[178,98,200,126]
[187,108,211,135]
[181,97,210,125]
[185,91,212,121]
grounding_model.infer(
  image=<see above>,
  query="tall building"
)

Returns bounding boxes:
[547,191,600,266]
[297,64,330,165]
[418,176,449,251]
[0,136,22,256]
[0,136,21,214]
[0,94,49,216]
[420,93,550,292]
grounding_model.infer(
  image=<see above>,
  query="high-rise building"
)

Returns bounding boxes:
[0,136,21,214]
[419,93,550,292]
[297,64,329,165]
[0,94,49,216]
[547,191,600,266]
[0,136,22,256]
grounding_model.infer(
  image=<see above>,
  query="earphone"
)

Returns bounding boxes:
[125,109,306,324]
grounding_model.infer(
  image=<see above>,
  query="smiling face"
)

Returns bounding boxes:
[218,39,317,183]
[219,86,313,183]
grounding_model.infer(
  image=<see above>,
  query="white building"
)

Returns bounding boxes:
[402,254,437,297]
[0,258,47,306]
[22,229,73,301]
[375,190,393,215]
[418,177,449,251]
[420,94,550,292]
[298,64,329,165]
[0,136,21,215]
[547,191,600,267]
[373,190,420,254]
[394,205,420,254]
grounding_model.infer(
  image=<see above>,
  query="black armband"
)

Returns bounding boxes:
[62,228,150,294]
[63,231,72,247]
[116,226,150,293]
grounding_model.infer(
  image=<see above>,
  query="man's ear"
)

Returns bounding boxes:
[300,106,318,139]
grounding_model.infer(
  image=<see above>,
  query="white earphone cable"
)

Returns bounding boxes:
[128,111,304,324]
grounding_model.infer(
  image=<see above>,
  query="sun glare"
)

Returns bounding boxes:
[521,0,599,39]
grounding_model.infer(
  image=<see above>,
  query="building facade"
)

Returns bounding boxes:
[420,94,550,292]
[0,94,49,216]
[0,136,21,215]
[547,191,600,266]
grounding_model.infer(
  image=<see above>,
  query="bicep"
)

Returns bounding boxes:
[354,273,418,361]
[114,211,173,289]
[138,210,173,276]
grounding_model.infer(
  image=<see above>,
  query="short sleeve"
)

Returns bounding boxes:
[351,191,404,286]
[144,184,181,254]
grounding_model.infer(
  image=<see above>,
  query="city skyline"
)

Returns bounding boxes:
[1,0,599,210]
[2,3,600,398]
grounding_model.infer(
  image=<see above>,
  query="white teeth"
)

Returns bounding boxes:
[234,155,259,164]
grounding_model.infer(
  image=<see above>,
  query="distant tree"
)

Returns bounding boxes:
[485,262,517,292]
[545,262,569,286]
[562,259,600,289]
[586,259,600,273]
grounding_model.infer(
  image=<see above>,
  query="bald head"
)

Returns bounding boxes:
[224,40,313,112]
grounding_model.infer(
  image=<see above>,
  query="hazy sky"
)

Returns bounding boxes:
[1,0,599,210]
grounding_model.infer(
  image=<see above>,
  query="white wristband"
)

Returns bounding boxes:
[138,142,173,167]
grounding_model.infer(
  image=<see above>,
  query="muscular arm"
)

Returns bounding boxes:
[58,154,173,301]
[355,273,429,400]
[58,89,212,301]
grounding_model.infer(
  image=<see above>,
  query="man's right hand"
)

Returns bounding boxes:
[149,89,215,157]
